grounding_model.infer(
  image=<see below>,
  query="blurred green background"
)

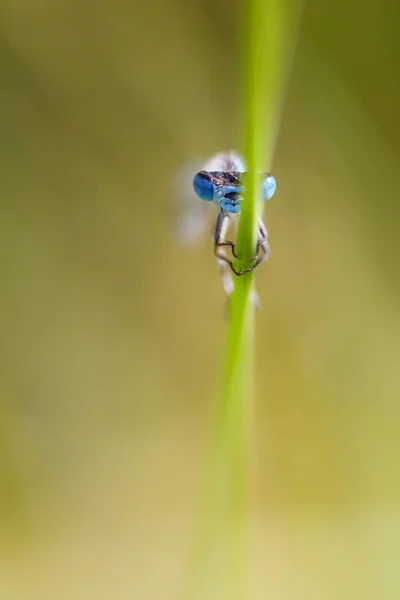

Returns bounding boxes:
[0,1,399,598]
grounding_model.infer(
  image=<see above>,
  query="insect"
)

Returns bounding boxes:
[191,151,276,297]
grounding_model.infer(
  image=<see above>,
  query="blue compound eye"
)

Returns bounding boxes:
[193,172,215,201]
[262,174,276,200]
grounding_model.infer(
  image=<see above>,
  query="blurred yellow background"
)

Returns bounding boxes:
[0,1,399,598]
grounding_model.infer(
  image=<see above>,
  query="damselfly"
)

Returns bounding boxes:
[174,151,276,299]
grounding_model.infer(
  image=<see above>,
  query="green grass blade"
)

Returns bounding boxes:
[189,2,301,599]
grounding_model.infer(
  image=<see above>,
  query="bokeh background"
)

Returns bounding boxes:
[0,1,399,598]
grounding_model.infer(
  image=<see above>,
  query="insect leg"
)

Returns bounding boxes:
[246,218,271,272]
[215,241,241,258]
[214,212,246,279]
[214,211,241,258]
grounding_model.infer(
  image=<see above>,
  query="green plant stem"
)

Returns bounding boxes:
[189,2,300,599]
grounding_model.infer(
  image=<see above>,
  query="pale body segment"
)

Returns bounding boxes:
[192,151,276,297]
